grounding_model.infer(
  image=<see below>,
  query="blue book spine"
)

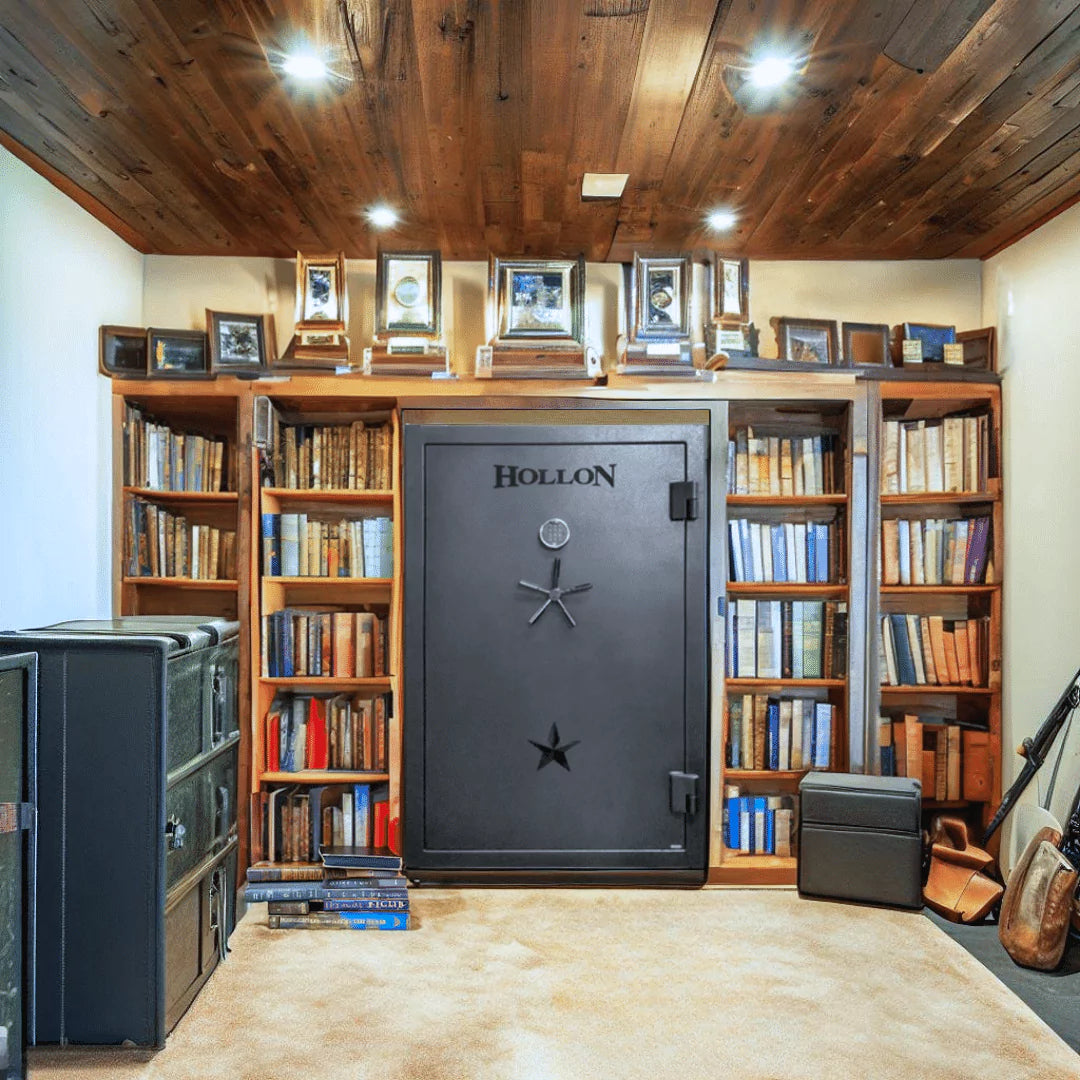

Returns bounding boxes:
[814,703,832,768]
[752,796,768,854]
[739,519,754,583]
[353,783,372,847]
[806,524,817,583]
[767,701,780,770]
[321,897,410,912]
[245,882,323,902]
[727,796,740,850]
[338,912,410,930]
[889,613,917,685]
[815,524,829,582]
[771,526,786,582]
[262,513,280,576]
[765,809,775,855]
[282,611,295,678]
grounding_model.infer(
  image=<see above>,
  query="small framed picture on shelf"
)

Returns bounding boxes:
[295,250,347,328]
[776,318,839,365]
[710,255,749,325]
[376,251,441,338]
[630,253,692,340]
[146,329,210,379]
[842,322,891,368]
[490,255,585,345]
[206,310,274,374]
[956,326,996,372]
[902,322,956,363]
[99,325,148,378]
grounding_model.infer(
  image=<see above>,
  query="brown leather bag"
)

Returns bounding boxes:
[922,815,1004,923]
[999,826,1079,971]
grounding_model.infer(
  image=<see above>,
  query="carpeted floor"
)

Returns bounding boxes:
[28,889,1080,1080]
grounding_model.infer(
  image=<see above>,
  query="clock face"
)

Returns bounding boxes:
[393,275,422,308]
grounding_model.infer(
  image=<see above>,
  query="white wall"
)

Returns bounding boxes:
[0,145,143,628]
[983,205,1080,832]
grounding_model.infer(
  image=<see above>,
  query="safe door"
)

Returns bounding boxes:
[404,411,709,880]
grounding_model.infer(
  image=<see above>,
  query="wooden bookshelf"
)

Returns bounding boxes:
[870,380,1003,835]
[712,396,858,886]
[248,394,401,867]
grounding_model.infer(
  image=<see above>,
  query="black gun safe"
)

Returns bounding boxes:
[404,408,710,882]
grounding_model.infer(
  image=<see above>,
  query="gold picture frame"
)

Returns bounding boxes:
[295,251,348,330]
[489,255,585,347]
[375,251,441,339]
[629,253,692,342]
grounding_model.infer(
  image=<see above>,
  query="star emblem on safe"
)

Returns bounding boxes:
[528,723,581,771]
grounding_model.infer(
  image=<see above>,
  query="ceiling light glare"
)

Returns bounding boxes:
[748,55,796,89]
[707,210,737,231]
[367,205,399,229]
[281,50,329,81]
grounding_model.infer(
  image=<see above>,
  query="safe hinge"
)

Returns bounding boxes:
[669,481,699,521]
[669,771,699,816]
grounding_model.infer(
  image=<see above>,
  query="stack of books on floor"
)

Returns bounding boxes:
[245,846,409,930]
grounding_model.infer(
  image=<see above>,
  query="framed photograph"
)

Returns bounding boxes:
[776,318,839,365]
[842,322,891,367]
[490,255,585,346]
[99,325,147,378]
[956,326,996,372]
[295,251,347,329]
[903,322,956,363]
[206,310,273,374]
[146,329,210,379]
[376,251,441,338]
[710,255,749,324]
[630,253,692,340]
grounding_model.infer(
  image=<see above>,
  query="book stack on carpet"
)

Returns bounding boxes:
[245,846,409,930]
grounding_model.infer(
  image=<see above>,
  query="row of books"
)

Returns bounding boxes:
[723,788,798,857]
[727,428,843,496]
[879,613,989,688]
[728,518,843,584]
[268,414,393,491]
[879,716,992,803]
[246,847,408,931]
[125,498,237,580]
[261,513,392,579]
[726,600,848,680]
[726,694,836,771]
[881,516,991,586]
[880,415,990,495]
[258,782,391,864]
[122,404,229,492]
[260,608,389,679]
[265,693,389,773]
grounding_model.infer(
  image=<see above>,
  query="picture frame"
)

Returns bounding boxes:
[490,255,585,347]
[842,322,891,368]
[99,325,148,378]
[776,318,839,366]
[375,250,441,339]
[146,329,210,379]
[710,255,749,325]
[956,326,997,372]
[206,310,274,374]
[295,251,348,329]
[903,322,957,363]
[630,253,692,341]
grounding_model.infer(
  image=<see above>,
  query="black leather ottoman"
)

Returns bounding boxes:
[798,772,923,909]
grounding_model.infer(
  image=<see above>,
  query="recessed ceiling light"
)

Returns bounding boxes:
[367,205,399,229]
[281,49,329,81]
[582,172,630,199]
[747,55,796,89]
[707,210,737,231]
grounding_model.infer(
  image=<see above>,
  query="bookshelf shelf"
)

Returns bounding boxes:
[879,492,997,506]
[726,678,846,690]
[724,769,810,781]
[726,494,847,507]
[261,487,394,505]
[880,585,999,595]
[124,486,238,502]
[262,576,394,588]
[879,685,991,695]
[259,677,393,691]
[924,799,975,809]
[123,577,238,590]
[726,583,847,598]
[261,771,390,784]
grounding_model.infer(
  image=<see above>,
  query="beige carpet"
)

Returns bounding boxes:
[28,889,1079,1080]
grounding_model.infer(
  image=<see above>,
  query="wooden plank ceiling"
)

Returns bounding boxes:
[1,0,1079,259]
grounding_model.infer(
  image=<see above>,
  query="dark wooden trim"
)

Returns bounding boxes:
[0,129,153,254]
[977,186,1080,261]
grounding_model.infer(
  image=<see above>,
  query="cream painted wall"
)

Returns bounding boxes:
[144,254,979,370]
[0,145,143,628]
[983,204,1080,835]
